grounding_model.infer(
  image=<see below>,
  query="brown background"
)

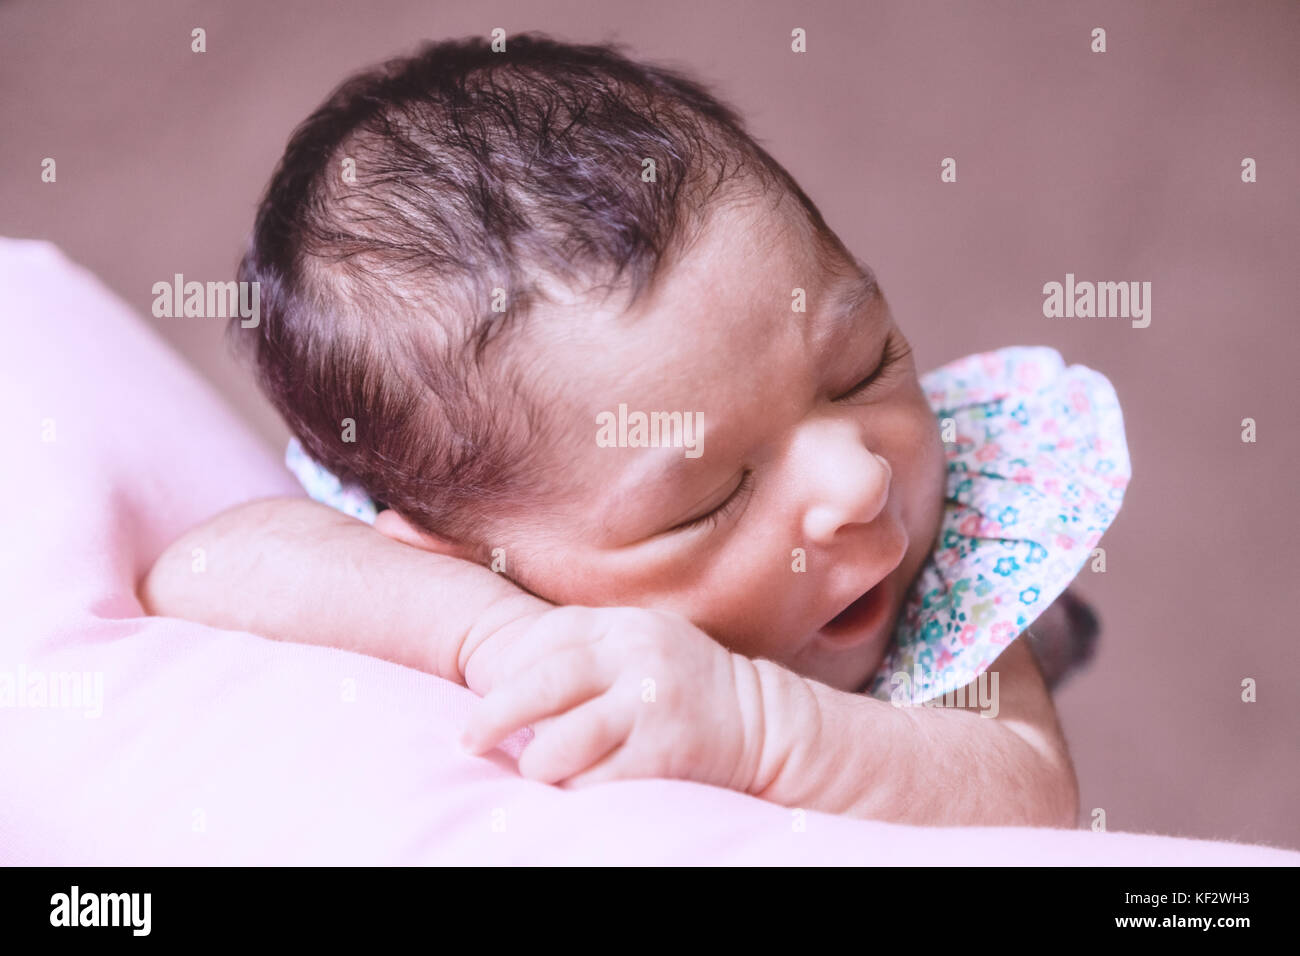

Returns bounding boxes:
[2,0,1297,849]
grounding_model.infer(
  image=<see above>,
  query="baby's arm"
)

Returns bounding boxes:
[138,497,546,690]
[143,499,1077,826]
[748,638,1078,827]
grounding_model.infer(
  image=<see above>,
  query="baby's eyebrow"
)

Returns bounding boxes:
[826,267,879,330]
[802,265,879,354]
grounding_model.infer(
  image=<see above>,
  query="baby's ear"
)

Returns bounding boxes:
[373,509,476,561]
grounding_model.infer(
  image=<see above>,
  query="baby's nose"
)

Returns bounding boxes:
[802,452,891,543]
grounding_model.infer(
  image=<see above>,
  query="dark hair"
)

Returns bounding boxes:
[235,31,837,547]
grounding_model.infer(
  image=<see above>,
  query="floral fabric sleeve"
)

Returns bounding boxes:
[864,346,1132,704]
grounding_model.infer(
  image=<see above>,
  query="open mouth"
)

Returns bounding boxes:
[817,582,890,647]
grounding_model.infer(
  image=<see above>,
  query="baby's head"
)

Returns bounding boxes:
[237,33,945,691]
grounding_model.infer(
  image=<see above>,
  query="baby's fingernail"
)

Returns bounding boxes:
[457,732,477,754]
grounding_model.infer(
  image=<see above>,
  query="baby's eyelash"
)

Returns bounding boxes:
[834,333,911,403]
[674,470,754,533]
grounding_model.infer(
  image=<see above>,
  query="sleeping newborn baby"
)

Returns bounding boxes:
[141,33,1129,826]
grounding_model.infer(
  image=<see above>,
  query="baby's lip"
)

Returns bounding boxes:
[816,574,895,646]
[810,520,909,647]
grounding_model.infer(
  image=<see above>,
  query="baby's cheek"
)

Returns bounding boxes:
[682,551,804,660]
[906,415,947,555]
[881,396,944,560]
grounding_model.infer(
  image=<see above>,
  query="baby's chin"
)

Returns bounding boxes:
[790,631,892,693]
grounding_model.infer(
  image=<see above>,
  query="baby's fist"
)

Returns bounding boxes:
[460,605,766,793]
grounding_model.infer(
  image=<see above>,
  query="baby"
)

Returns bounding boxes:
[141,33,1119,826]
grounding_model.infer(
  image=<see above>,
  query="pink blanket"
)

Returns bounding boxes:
[1,237,1294,865]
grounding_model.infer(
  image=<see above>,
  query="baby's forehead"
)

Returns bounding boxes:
[636,196,858,320]
[521,250,872,447]
[496,193,876,452]
[523,200,871,374]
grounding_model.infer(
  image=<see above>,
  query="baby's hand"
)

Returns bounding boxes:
[458,606,764,791]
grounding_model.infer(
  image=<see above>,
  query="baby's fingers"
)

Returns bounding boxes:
[517,694,632,785]
[459,660,608,757]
